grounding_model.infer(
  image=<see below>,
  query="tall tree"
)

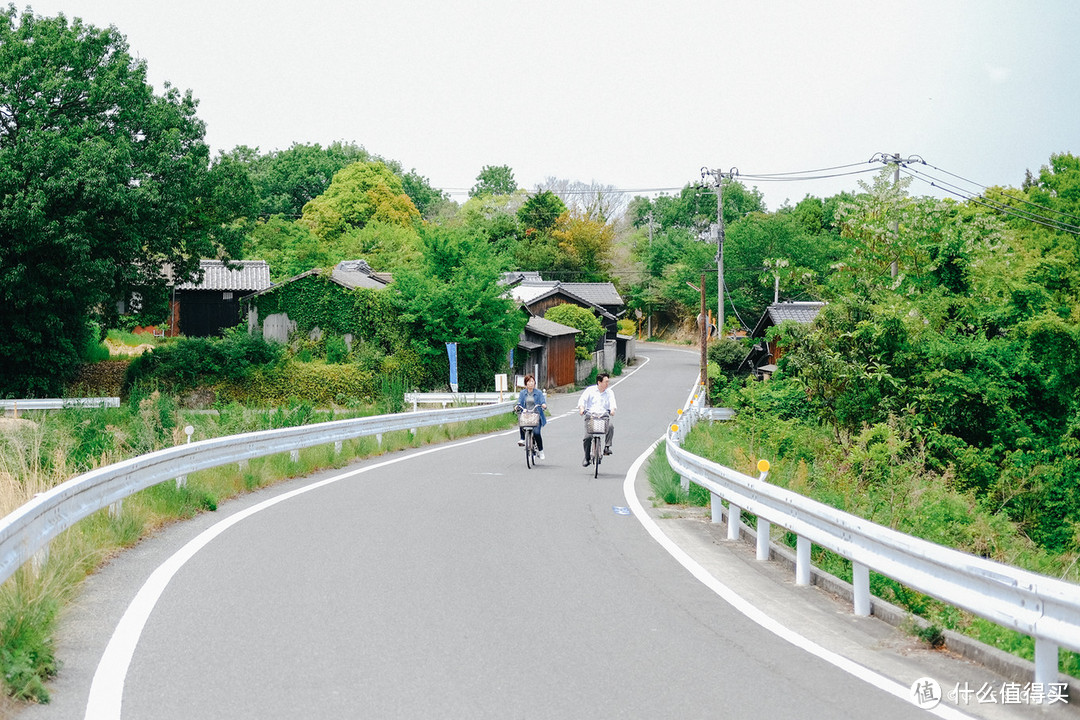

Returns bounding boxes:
[391,227,523,390]
[238,141,370,219]
[299,161,421,240]
[469,164,517,198]
[0,8,253,395]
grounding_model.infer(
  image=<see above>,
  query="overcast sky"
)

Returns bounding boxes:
[22,0,1080,211]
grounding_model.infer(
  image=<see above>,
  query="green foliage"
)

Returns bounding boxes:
[235,141,371,219]
[246,274,403,353]
[518,190,567,233]
[0,8,254,396]
[391,226,523,391]
[300,161,421,240]
[544,304,604,352]
[217,361,376,406]
[124,330,284,394]
[707,338,748,374]
[469,164,517,197]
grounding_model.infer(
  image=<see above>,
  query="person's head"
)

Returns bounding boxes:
[596,372,610,391]
[524,374,535,390]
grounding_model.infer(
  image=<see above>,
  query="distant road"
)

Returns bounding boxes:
[24,346,966,719]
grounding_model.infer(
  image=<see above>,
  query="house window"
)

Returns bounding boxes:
[223,292,233,300]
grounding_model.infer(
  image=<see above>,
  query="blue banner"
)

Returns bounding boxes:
[446,342,458,392]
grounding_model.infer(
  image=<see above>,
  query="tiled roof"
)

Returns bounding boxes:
[767,301,825,325]
[557,282,624,306]
[176,260,271,291]
[331,259,390,289]
[525,316,580,337]
[750,301,826,337]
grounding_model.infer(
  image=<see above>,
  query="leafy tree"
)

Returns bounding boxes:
[544,303,603,353]
[300,161,421,240]
[518,190,566,233]
[550,212,615,281]
[391,227,523,390]
[0,8,253,396]
[247,216,325,280]
[238,141,370,219]
[469,164,517,198]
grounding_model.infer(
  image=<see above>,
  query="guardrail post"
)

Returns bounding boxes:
[756,519,770,560]
[796,536,811,586]
[681,475,690,494]
[334,440,342,455]
[1034,637,1058,688]
[31,544,49,574]
[238,459,248,471]
[711,493,723,524]
[376,433,383,447]
[108,501,122,517]
[727,504,741,540]
[290,450,299,463]
[177,425,193,488]
[853,562,870,616]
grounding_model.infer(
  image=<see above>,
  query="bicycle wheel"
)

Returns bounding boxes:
[593,435,601,478]
[525,429,534,469]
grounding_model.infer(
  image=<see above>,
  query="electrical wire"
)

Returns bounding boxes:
[899,166,1080,235]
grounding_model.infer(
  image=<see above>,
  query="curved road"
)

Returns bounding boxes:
[21,347,1044,719]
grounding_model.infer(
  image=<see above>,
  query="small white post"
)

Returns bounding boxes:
[756,519,770,561]
[711,493,723,524]
[796,536,811,586]
[853,562,870,616]
[334,440,342,455]
[176,425,194,488]
[680,475,690,493]
[290,449,299,463]
[1034,637,1059,688]
[376,433,383,446]
[727,504,741,540]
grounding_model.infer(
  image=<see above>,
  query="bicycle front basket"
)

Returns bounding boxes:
[586,415,609,434]
[518,411,540,427]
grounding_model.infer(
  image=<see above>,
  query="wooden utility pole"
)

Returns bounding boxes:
[699,273,708,403]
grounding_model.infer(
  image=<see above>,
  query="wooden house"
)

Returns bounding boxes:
[169,260,271,337]
[515,316,579,390]
[741,301,825,378]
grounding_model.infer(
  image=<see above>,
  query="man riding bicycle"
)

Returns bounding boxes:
[577,372,616,467]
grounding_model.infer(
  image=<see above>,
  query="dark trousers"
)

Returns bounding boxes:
[519,426,543,450]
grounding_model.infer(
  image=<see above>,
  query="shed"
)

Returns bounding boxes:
[516,316,579,390]
[169,260,271,337]
[742,301,825,377]
[510,281,620,345]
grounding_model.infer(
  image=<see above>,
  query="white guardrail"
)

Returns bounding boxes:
[667,383,1080,689]
[403,392,511,411]
[0,400,514,586]
[1,397,120,414]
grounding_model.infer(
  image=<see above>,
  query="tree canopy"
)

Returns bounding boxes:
[0,7,253,395]
[469,164,517,197]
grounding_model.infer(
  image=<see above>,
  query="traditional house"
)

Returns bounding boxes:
[515,316,579,390]
[741,301,825,379]
[245,260,390,344]
[169,260,271,337]
[507,279,623,343]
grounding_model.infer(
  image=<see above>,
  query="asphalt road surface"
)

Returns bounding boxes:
[18,346,1065,720]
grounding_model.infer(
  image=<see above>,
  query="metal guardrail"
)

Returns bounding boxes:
[1,397,121,414]
[0,400,515,586]
[668,384,1080,688]
[403,392,511,411]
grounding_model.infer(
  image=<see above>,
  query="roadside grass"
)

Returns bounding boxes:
[0,399,516,705]
[667,414,1080,679]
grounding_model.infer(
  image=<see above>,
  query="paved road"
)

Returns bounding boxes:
[19,346,1067,719]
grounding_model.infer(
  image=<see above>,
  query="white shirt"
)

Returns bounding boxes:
[577,384,617,416]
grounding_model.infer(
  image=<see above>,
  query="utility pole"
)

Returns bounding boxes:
[701,167,730,339]
[889,152,900,279]
[687,278,708,404]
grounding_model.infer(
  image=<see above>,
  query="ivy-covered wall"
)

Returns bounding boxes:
[247,273,402,350]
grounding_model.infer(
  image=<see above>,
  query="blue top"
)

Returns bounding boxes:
[517,387,548,427]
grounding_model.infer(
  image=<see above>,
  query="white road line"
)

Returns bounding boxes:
[622,439,975,720]
[84,433,498,720]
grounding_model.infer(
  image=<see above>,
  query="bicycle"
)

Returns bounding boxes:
[585,412,610,478]
[516,405,541,469]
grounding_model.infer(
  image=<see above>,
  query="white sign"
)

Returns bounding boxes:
[494,374,508,391]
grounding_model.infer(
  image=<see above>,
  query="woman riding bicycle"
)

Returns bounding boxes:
[516,374,548,460]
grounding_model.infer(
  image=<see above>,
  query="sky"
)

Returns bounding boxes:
[19,0,1080,212]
